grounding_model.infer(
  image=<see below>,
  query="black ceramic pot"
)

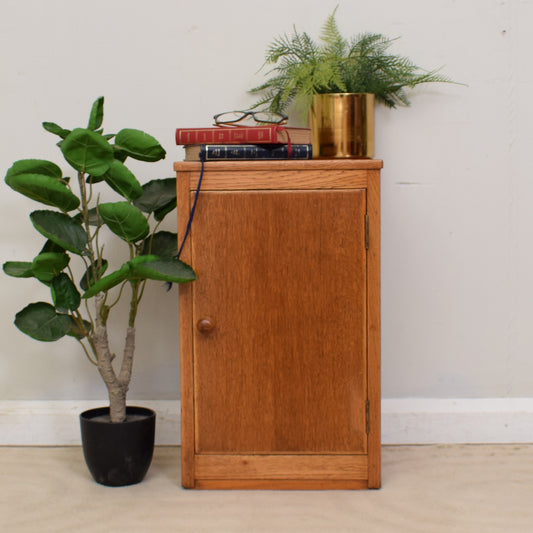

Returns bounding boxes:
[80,406,156,487]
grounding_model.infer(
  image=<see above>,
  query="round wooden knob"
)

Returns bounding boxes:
[197,318,215,335]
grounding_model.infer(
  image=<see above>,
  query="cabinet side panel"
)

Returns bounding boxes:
[367,169,381,488]
[176,172,195,488]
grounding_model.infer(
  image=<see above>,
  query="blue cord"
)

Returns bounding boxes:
[176,155,205,260]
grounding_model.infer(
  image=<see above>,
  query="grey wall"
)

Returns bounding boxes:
[1,0,531,402]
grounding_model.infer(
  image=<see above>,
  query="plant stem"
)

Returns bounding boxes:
[90,281,142,423]
[91,293,126,422]
[128,281,140,328]
[77,171,96,264]
[106,281,127,310]
[77,338,98,365]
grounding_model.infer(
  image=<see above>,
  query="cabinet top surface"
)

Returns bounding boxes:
[174,159,383,172]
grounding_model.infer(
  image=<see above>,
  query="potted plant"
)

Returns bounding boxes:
[3,97,196,486]
[251,7,457,158]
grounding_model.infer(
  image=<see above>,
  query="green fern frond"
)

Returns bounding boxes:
[250,8,459,114]
[266,30,319,65]
[320,6,347,57]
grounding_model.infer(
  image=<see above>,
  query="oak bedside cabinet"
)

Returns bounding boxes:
[175,159,382,489]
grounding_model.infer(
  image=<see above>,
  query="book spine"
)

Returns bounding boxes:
[199,144,312,160]
[176,127,276,145]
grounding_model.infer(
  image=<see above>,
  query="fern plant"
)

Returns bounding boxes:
[251,8,455,114]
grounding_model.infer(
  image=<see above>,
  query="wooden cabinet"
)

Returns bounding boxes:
[175,160,382,489]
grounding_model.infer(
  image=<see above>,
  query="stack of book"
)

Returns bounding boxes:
[175,125,312,161]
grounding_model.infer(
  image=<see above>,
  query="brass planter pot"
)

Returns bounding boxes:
[310,93,375,159]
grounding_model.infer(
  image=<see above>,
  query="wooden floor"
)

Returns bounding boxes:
[1,445,532,532]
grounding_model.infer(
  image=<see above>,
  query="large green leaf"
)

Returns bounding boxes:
[80,254,195,298]
[60,128,114,176]
[154,200,177,222]
[128,254,159,266]
[86,207,103,226]
[67,316,92,339]
[42,122,71,139]
[6,159,62,180]
[142,231,177,258]
[103,160,143,201]
[40,240,66,254]
[74,207,103,227]
[51,273,81,312]
[131,258,196,283]
[3,261,34,278]
[31,252,69,283]
[98,202,149,243]
[81,263,130,298]
[112,146,128,163]
[114,129,166,162]
[79,259,109,291]
[80,255,157,298]
[5,173,79,212]
[14,302,72,342]
[133,178,176,214]
[30,210,88,255]
[86,173,105,184]
[88,96,104,131]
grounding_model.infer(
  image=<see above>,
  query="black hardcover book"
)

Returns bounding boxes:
[184,144,312,161]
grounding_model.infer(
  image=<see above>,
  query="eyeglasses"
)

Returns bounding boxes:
[213,110,288,126]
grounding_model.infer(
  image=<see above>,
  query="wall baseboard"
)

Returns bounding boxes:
[1,398,532,446]
[382,398,533,444]
[0,401,180,446]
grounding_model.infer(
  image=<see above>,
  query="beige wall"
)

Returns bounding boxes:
[0,0,530,403]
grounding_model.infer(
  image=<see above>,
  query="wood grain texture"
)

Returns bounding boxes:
[194,479,370,490]
[191,190,367,454]
[195,454,368,480]
[174,159,383,173]
[367,169,381,489]
[190,171,369,191]
[176,160,381,489]
[176,172,195,488]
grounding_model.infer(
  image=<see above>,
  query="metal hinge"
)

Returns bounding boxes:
[366,400,370,435]
[365,214,370,250]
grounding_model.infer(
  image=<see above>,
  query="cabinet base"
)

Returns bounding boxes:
[183,453,380,490]
[193,479,373,490]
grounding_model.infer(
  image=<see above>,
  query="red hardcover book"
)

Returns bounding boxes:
[175,125,311,145]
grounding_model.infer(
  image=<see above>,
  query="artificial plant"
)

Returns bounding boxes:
[251,7,455,114]
[3,97,196,422]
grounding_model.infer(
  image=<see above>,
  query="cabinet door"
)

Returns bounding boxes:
[191,189,367,454]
